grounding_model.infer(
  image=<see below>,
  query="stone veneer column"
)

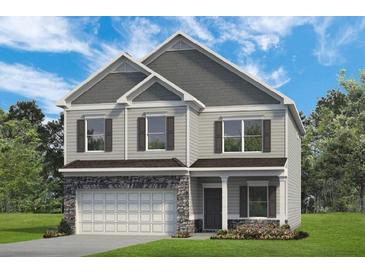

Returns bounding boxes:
[63,175,192,234]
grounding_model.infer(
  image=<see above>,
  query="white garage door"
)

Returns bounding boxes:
[76,189,177,235]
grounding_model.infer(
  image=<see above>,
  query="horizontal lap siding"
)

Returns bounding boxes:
[189,108,199,165]
[227,177,280,217]
[198,109,285,158]
[287,112,301,229]
[127,106,187,165]
[66,109,125,164]
[189,177,203,218]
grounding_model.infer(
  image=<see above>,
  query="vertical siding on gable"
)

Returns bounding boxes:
[287,111,302,229]
[65,108,125,164]
[198,109,286,158]
[127,106,187,164]
[189,108,199,166]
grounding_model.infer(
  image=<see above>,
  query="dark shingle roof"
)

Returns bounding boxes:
[148,50,280,106]
[63,158,186,169]
[191,158,287,168]
[72,72,147,104]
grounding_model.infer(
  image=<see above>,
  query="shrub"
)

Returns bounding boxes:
[43,230,65,238]
[57,219,72,235]
[172,231,191,238]
[211,223,309,240]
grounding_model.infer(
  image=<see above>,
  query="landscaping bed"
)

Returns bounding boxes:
[211,223,309,240]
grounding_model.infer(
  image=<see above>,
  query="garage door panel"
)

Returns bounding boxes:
[140,224,151,232]
[117,201,127,211]
[93,223,104,232]
[128,224,139,232]
[105,223,115,232]
[78,190,176,235]
[140,203,151,211]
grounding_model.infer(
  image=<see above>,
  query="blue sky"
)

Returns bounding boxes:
[0,16,364,121]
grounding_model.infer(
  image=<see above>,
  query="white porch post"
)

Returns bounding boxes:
[279,176,287,226]
[221,176,228,230]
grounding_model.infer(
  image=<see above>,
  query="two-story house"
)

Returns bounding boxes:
[58,32,304,235]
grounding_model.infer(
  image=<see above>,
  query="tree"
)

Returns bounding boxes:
[302,70,365,213]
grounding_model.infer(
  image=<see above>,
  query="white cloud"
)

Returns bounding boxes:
[312,17,365,66]
[86,42,121,73]
[0,62,72,114]
[176,17,214,43]
[0,17,91,55]
[112,17,161,59]
[242,61,290,89]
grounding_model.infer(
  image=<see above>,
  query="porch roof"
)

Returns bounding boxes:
[190,158,287,168]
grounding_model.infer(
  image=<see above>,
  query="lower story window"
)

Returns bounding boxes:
[248,186,268,217]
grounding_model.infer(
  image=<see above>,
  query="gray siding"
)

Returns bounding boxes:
[127,106,187,164]
[287,111,302,228]
[198,109,285,159]
[189,176,280,220]
[148,50,280,106]
[133,82,181,101]
[72,72,146,104]
[65,108,125,164]
[189,177,203,217]
[227,177,279,218]
[189,108,199,165]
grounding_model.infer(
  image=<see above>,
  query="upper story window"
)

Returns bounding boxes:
[147,116,166,150]
[86,118,105,151]
[223,119,262,152]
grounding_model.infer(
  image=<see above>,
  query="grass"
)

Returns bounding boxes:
[0,213,62,244]
[92,213,365,257]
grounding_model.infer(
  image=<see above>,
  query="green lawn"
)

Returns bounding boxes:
[0,213,62,244]
[93,213,365,257]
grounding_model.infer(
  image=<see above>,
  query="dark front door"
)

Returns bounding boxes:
[204,188,222,230]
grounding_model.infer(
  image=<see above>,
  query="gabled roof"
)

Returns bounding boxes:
[117,72,205,109]
[57,32,304,135]
[142,32,305,135]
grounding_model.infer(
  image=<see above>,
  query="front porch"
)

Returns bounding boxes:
[189,170,288,232]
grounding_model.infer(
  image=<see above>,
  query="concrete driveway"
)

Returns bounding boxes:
[0,235,166,257]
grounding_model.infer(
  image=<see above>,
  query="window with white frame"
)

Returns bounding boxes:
[147,116,166,150]
[86,118,105,151]
[223,119,262,152]
[248,186,268,217]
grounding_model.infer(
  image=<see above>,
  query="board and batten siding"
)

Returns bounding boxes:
[287,111,302,229]
[189,108,200,165]
[65,108,125,164]
[189,177,203,219]
[127,106,187,165]
[198,109,286,158]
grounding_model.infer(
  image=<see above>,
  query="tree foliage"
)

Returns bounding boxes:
[302,70,365,213]
[0,101,64,213]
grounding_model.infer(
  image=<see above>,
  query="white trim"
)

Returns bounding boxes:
[202,183,221,188]
[130,101,187,108]
[59,167,189,173]
[186,105,190,167]
[203,104,286,113]
[190,167,285,171]
[64,110,67,165]
[124,108,128,160]
[221,176,228,230]
[221,116,264,121]
[279,176,287,225]
[285,106,289,158]
[247,183,269,218]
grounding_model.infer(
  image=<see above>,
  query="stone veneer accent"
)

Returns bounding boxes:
[64,176,192,233]
[228,219,280,229]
